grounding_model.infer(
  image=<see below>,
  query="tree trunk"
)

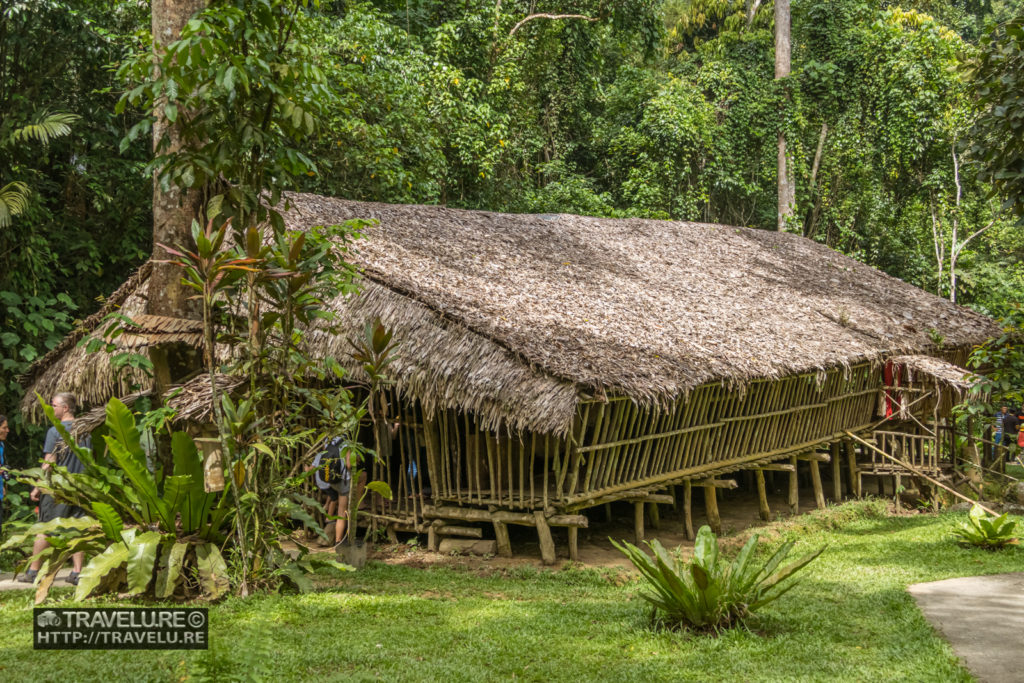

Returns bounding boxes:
[148,0,207,392]
[775,0,794,231]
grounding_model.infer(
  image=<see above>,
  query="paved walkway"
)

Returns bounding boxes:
[909,573,1024,683]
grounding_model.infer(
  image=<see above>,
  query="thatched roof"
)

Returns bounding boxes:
[20,193,1000,435]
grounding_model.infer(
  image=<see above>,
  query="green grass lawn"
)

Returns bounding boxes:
[1,500,1019,682]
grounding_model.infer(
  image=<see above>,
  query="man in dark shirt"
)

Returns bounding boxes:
[18,392,88,586]
[1003,408,1021,459]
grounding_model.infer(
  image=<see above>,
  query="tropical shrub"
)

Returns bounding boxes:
[612,525,824,631]
[952,505,1019,549]
[3,397,349,602]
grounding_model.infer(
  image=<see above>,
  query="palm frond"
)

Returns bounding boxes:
[0,181,30,228]
[9,111,78,146]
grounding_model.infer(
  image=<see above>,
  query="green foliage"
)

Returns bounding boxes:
[951,504,1019,548]
[611,525,824,631]
[968,15,1024,223]
[2,397,235,602]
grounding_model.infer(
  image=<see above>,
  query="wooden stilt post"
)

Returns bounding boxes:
[755,469,770,521]
[830,441,842,500]
[810,459,826,510]
[788,456,799,515]
[633,502,645,543]
[683,480,694,541]
[604,503,613,523]
[568,527,579,562]
[703,482,721,535]
[894,473,902,512]
[493,520,512,558]
[845,439,860,498]
[428,524,438,552]
[877,474,886,496]
[534,511,556,565]
[647,502,660,530]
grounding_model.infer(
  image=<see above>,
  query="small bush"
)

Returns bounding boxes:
[952,505,1018,550]
[612,526,824,632]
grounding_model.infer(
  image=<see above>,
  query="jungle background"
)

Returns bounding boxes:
[2,0,1023,463]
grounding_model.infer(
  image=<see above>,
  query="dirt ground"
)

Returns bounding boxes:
[354,480,880,572]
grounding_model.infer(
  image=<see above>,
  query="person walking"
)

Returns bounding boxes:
[0,414,9,536]
[995,406,1009,446]
[18,393,89,585]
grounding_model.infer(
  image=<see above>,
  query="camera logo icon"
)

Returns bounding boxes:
[36,611,61,628]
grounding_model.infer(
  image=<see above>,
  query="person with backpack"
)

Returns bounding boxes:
[18,392,89,585]
[310,437,352,547]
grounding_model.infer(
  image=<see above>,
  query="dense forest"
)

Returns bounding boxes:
[1,0,1023,445]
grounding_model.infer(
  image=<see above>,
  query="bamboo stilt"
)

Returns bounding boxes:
[568,526,579,562]
[830,441,842,500]
[647,502,660,530]
[845,439,860,498]
[493,520,512,557]
[810,459,825,510]
[633,502,644,543]
[534,512,556,565]
[755,469,770,521]
[703,483,721,535]
[788,455,799,514]
[683,481,694,541]
[604,503,613,523]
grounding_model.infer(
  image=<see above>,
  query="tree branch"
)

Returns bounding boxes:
[509,13,597,37]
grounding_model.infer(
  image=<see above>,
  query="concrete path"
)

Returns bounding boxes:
[0,569,77,591]
[909,573,1024,683]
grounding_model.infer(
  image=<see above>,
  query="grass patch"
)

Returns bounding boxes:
[1,500,1016,682]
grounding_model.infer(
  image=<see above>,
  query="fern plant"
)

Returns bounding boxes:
[612,526,824,631]
[952,505,1019,549]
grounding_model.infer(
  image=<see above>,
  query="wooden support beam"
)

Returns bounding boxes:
[810,459,826,510]
[647,502,660,530]
[493,520,512,557]
[683,481,694,541]
[758,463,796,472]
[437,525,483,538]
[534,511,556,565]
[755,468,771,521]
[788,456,799,515]
[796,452,831,463]
[700,478,738,489]
[845,439,860,498]
[386,525,399,544]
[623,493,674,504]
[894,473,902,512]
[830,442,842,501]
[633,502,645,543]
[568,527,579,562]
[604,503,613,523]
[427,524,439,552]
[704,483,722,535]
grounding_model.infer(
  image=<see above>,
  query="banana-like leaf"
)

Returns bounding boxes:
[104,435,171,529]
[75,541,131,601]
[196,543,230,599]
[693,525,718,569]
[104,398,144,464]
[90,502,124,542]
[155,541,189,599]
[171,431,203,480]
[125,531,163,595]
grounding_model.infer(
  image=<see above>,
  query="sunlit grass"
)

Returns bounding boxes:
[0,500,1016,681]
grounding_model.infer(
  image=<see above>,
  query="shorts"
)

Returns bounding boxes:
[38,494,86,524]
[319,480,350,501]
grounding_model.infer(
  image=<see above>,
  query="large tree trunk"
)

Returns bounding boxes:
[148,0,207,391]
[775,0,794,231]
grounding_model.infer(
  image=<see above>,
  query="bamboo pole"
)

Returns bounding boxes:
[843,431,998,515]
[704,482,721,535]
[493,520,512,557]
[568,527,579,562]
[756,468,770,521]
[845,438,860,498]
[788,455,799,514]
[683,481,694,540]
[534,511,556,565]
[810,459,825,510]
[830,441,842,500]
[633,502,645,543]
[647,502,660,530]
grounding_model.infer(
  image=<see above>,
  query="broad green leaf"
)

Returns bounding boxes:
[196,542,230,599]
[155,541,189,599]
[125,531,162,595]
[75,541,130,601]
[90,502,124,542]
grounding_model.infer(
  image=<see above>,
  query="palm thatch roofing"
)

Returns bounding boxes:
[20,193,1000,436]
